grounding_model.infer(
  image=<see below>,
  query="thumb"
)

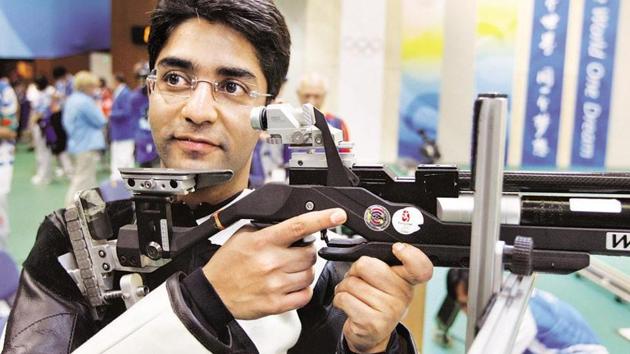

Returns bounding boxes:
[390,243,434,285]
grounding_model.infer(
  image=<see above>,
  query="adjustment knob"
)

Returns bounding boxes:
[511,236,534,276]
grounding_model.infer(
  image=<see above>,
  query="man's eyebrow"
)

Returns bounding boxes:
[216,66,257,81]
[157,57,195,71]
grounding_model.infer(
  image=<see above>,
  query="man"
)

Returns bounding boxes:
[29,75,55,185]
[108,73,136,181]
[0,66,18,251]
[62,71,107,206]
[52,66,74,106]
[446,269,608,354]
[2,1,433,353]
[131,61,159,167]
[296,72,350,144]
[50,66,75,179]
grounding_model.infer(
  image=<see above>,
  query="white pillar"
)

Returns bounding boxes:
[436,0,478,165]
[508,0,535,167]
[337,0,400,163]
[605,0,630,169]
[556,0,586,169]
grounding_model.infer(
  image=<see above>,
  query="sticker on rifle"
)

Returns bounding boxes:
[364,205,391,232]
[606,232,630,252]
[392,207,423,235]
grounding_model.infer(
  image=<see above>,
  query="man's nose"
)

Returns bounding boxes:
[181,82,219,125]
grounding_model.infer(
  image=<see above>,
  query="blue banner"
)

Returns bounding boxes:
[521,0,570,167]
[570,0,619,168]
[0,0,110,59]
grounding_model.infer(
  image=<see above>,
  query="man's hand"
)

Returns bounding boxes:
[334,243,433,353]
[203,208,347,320]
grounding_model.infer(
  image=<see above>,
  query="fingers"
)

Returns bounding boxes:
[390,243,434,285]
[280,244,318,273]
[279,286,313,313]
[258,208,347,246]
[346,256,409,298]
[333,290,377,325]
[335,275,395,314]
[281,269,316,293]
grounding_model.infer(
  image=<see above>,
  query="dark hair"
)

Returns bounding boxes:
[114,72,126,84]
[34,75,49,91]
[148,0,291,101]
[0,62,12,78]
[446,268,469,300]
[52,66,68,80]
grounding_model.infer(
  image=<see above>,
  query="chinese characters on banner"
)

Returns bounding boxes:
[522,0,569,167]
[570,0,619,168]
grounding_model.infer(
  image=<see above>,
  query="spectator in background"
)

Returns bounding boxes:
[62,71,107,206]
[0,66,18,250]
[29,75,55,185]
[12,79,30,141]
[51,66,74,179]
[131,62,158,167]
[98,77,113,118]
[296,72,350,145]
[48,93,74,179]
[446,269,608,354]
[0,250,19,329]
[108,73,135,181]
[52,66,73,105]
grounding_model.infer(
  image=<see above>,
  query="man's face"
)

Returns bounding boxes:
[297,81,326,110]
[149,19,265,181]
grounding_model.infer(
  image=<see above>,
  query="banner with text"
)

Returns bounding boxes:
[521,0,570,167]
[570,0,619,168]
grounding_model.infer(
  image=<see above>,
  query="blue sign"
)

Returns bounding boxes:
[521,0,570,168]
[570,0,619,168]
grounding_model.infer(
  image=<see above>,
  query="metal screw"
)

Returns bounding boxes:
[102,263,111,271]
[146,242,163,260]
[98,250,106,258]
[137,286,149,297]
[315,136,323,145]
[143,179,155,189]
[305,201,315,211]
[103,290,123,301]
[292,132,304,144]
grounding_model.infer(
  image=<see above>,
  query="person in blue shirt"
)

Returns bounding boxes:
[62,71,107,206]
[446,268,608,354]
[52,66,73,107]
[0,67,18,251]
[108,73,136,181]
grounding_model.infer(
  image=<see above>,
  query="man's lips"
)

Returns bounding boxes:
[171,134,223,152]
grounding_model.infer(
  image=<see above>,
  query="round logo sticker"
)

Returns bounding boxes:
[392,207,423,235]
[364,205,391,232]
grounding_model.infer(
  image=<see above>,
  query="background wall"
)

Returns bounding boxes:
[111,0,156,86]
[33,53,90,80]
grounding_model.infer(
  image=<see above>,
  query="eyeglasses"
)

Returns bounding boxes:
[146,69,271,108]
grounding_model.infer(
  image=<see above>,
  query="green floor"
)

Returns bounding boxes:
[4,145,630,353]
